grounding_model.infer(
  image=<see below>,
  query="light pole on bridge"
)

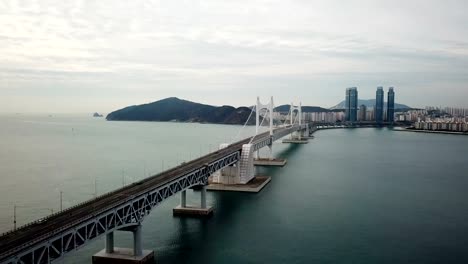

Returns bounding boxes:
[13,205,54,230]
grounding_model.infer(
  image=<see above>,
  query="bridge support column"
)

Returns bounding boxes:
[268,144,273,159]
[93,226,154,264]
[180,190,187,208]
[133,224,143,257]
[299,124,314,139]
[105,232,114,253]
[201,186,207,209]
[173,186,213,217]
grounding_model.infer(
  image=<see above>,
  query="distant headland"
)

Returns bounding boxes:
[106,97,254,125]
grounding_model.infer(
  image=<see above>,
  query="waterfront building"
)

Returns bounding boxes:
[375,87,384,123]
[443,107,468,117]
[359,104,367,121]
[345,87,358,122]
[387,87,395,122]
[425,106,468,118]
[413,121,468,132]
[303,111,345,123]
[366,110,374,121]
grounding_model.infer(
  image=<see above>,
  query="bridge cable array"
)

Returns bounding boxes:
[280,106,292,127]
[230,98,299,145]
[229,103,272,145]
[230,105,256,144]
[249,108,270,144]
[292,109,299,125]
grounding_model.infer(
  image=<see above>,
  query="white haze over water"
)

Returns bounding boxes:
[0,0,467,113]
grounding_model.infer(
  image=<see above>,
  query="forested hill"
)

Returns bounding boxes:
[106,97,255,125]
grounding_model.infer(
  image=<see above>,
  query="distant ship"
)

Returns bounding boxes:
[93,112,104,117]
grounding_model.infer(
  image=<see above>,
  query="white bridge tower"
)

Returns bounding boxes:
[281,101,311,143]
[255,96,274,160]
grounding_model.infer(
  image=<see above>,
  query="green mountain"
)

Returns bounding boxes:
[106,97,255,125]
[275,105,330,113]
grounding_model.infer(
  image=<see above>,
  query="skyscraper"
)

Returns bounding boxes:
[359,104,367,121]
[375,87,384,123]
[387,87,395,122]
[345,87,358,122]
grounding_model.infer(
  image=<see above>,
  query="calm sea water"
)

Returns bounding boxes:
[1,114,468,264]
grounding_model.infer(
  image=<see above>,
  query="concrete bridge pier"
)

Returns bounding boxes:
[208,143,271,193]
[92,225,154,264]
[133,225,143,257]
[105,232,114,253]
[300,125,315,139]
[173,187,213,217]
[253,143,287,166]
[282,132,309,144]
[282,125,310,143]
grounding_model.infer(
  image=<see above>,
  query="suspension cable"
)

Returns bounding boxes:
[281,106,292,127]
[292,108,299,125]
[230,105,256,144]
[249,108,268,144]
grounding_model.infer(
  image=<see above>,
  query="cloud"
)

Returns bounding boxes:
[0,0,467,112]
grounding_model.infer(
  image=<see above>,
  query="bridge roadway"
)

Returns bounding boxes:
[0,125,302,263]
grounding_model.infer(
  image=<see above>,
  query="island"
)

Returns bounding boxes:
[93,112,104,117]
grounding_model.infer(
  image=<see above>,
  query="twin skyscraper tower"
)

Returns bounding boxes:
[345,87,395,123]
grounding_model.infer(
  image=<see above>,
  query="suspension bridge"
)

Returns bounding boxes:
[0,97,313,264]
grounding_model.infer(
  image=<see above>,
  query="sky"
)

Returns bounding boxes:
[1,0,467,113]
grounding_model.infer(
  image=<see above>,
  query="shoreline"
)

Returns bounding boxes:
[394,128,468,136]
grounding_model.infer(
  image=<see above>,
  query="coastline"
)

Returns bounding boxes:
[394,128,468,136]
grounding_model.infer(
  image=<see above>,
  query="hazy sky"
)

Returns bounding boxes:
[1,0,467,113]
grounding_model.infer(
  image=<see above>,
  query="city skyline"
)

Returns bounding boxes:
[1,0,468,113]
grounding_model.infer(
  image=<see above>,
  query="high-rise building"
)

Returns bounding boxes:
[359,104,367,121]
[345,87,358,122]
[375,87,384,123]
[387,87,395,122]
